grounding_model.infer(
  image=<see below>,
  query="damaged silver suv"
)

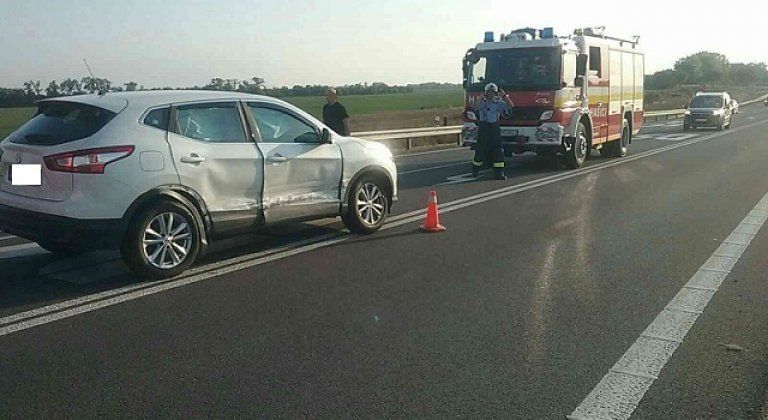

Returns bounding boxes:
[0,91,397,278]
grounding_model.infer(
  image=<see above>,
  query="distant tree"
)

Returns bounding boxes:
[45,80,60,97]
[124,81,138,91]
[204,78,226,91]
[674,52,729,86]
[23,80,42,97]
[59,78,82,95]
[646,69,682,90]
[729,62,768,86]
[81,77,111,93]
[674,55,703,84]
[251,77,265,91]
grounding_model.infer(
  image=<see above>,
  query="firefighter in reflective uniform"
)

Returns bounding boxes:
[472,83,514,180]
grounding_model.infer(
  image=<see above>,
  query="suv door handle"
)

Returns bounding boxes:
[180,154,206,164]
[266,155,288,163]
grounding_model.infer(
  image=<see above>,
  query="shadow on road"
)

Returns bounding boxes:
[0,221,342,318]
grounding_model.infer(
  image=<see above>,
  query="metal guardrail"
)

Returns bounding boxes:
[353,94,768,151]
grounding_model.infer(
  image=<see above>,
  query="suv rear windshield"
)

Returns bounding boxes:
[9,101,117,146]
[690,96,724,109]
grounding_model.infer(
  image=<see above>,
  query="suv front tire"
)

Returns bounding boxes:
[342,174,390,234]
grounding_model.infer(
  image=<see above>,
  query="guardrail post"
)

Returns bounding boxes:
[407,138,413,150]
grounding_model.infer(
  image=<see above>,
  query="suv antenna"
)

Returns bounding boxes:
[83,58,107,95]
[83,58,95,78]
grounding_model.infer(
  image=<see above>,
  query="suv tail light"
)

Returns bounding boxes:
[44,146,135,174]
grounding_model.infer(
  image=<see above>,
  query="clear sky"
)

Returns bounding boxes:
[1,0,765,88]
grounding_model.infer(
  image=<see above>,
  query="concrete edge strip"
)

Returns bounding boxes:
[568,191,768,419]
[1,118,767,338]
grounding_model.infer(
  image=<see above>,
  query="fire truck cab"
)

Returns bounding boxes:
[461,27,644,168]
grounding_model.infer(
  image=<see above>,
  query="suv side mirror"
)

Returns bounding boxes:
[321,128,332,144]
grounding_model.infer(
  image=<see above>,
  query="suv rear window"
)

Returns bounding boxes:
[9,102,117,146]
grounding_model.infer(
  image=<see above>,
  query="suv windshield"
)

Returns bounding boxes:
[469,47,561,91]
[9,101,116,146]
[689,96,724,109]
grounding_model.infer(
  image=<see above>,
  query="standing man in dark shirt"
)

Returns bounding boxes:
[323,87,350,136]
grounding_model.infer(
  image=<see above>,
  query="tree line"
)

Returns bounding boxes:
[646,52,768,90]
[0,76,416,108]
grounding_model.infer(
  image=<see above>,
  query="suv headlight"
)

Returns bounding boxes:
[684,109,691,115]
[713,109,725,115]
[540,110,554,120]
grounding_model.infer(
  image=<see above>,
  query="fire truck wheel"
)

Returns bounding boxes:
[563,123,589,169]
[604,119,630,157]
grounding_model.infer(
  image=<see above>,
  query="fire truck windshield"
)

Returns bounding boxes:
[468,47,561,91]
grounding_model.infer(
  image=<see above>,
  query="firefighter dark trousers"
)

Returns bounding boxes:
[473,122,505,171]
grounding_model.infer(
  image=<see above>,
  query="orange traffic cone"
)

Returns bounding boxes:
[420,190,446,233]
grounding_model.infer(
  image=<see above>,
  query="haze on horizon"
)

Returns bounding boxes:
[1,0,766,89]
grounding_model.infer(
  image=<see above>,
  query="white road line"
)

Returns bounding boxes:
[655,133,698,142]
[568,192,768,419]
[0,118,766,338]
[398,162,467,175]
[0,242,45,259]
[0,235,18,243]
[395,147,466,158]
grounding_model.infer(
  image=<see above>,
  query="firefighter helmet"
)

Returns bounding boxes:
[484,83,499,93]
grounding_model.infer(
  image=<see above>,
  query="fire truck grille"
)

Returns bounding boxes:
[503,107,551,122]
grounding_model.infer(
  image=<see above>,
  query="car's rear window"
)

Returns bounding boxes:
[9,102,117,146]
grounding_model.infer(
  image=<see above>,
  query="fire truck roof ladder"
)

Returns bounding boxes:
[574,27,640,47]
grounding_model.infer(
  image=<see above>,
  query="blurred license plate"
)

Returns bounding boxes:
[695,119,707,122]
[10,164,42,186]
[502,128,519,136]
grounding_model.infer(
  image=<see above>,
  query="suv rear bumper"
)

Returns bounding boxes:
[0,203,126,251]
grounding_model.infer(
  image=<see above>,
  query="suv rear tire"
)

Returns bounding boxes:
[342,174,390,234]
[122,200,201,279]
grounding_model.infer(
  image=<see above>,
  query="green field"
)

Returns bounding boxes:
[283,90,464,119]
[0,91,465,138]
[2,87,765,137]
[0,107,34,139]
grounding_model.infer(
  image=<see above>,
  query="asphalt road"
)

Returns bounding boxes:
[2,106,768,418]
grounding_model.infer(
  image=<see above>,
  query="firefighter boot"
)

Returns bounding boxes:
[494,167,506,180]
[471,162,482,178]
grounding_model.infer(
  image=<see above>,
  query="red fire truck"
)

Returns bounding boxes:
[461,27,644,168]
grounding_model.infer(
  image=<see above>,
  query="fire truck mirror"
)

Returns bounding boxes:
[576,54,588,77]
[575,76,584,87]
